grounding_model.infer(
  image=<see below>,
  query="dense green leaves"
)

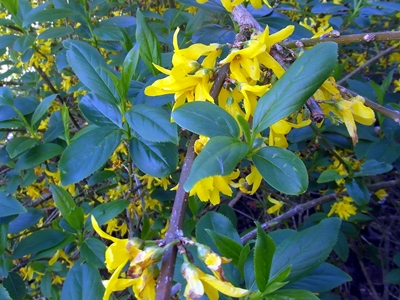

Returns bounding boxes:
[14,143,64,171]
[184,137,249,191]
[253,147,308,195]
[85,200,130,230]
[126,104,178,143]
[205,229,242,264]
[6,137,36,158]
[172,101,240,138]
[253,42,338,134]
[345,179,370,206]
[59,127,123,185]
[3,272,26,300]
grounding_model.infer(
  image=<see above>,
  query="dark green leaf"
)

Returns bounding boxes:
[239,244,251,279]
[205,229,242,264]
[354,159,393,177]
[126,104,178,143]
[184,137,249,191]
[85,200,130,230]
[88,170,115,186]
[8,208,45,234]
[38,26,74,39]
[0,284,12,300]
[122,42,141,90]
[135,10,161,75]
[6,137,37,158]
[253,42,338,134]
[253,147,308,195]
[317,169,347,183]
[3,272,26,300]
[60,128,123,185]
[31,94,57,125]
[172,101,240,139]
[237,114,251,143]
[61,263,105,300]
[12,229,69,259]
[333,231,349,262]
[196,212,241,251]
[13,34,35,54]
[80,237,106,268]
[0,87,14,107]
[270,218,341,282]
[79,93,122,128]
[0,35,18,50]
[285,263,351,293]
[344,179,369,206]
[0,192,27,218]
[64,40,120,104]
[254,222,276,291]
[23,8,79,27]
[15,143,64,171]
[129,137,178,178]
[386,269,400,284]
[266,289,319,300]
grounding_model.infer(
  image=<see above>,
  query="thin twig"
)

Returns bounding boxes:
[338,45,397,85]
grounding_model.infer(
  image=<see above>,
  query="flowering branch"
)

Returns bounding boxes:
[241,178,400,244]
[282,31,400,48]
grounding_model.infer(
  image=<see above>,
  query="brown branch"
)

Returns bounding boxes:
[241,179,400,244]
[156,135,196,300]
[337,45,397,85]
[282,31,400,48]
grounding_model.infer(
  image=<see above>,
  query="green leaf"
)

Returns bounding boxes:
[386,269,400,284]
[79,93,122,128]
[333,231,349,261]
[122,42,141,91]
[80,237,106,268]
[0,192,27,218]
[23,8,79,27]
[0,0,19,16]
[31,94,57,125]
[253,147,308,195]
[317,169,347,183]
[126,104,178,143]
[265,289,319,300]
[344,179,369,206]
[270,218,341,282]
[237,114,251,143]
[0,87,14,107]
[285,263,351,293]
[60,128,123,185]
[0,284,12,300]
[15,143,64,171]
[12,229,69,259]
[239,244,251,278]
[38,26,74,39]
[64,40,120,104]
[85,200,130,230]
[184,137,249,191]
[172,101,240,139]
[135,10,161,75]
[6,137,37,158]
[205,229,242,264]
[8,208,45,234]
[3,272,26,300]
[61,263,105,300]
[354,159,393,177]
[196,212,241,250]
[50,185,84,230]
[13,34,35,54]
[129,137,178,178]
[253,42,338,134]
[254,222,276,291]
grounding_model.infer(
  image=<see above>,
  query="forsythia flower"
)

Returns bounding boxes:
[181,262,249,299]
[189,171,240,205]
[267,195,284,215]
[327,196,357,220]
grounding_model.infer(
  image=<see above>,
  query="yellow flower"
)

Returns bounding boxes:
[197,243,231,280]
[269,117,311,148]
[102,263,136,300]
[194,135,210,154]
[127,245,163,278]
[267,195,283,215]
[131,267,157,300]
[327,196,357,220]
[245,165,263,194]
[91,216,143,272]
[182,262,249,299]
[189,171,240,205]
[374,189,388,200]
